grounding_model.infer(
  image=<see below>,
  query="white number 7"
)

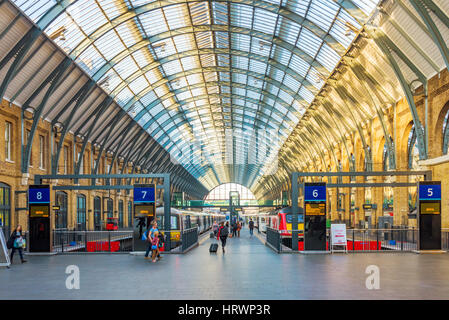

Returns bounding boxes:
[142,191,147,198]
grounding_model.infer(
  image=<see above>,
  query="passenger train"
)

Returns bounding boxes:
[254,207,305,248]
[153,207,226,247]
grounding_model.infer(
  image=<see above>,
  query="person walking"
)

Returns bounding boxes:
[8,225,27,264]
[212,221,219,237]
[249,219,255,236]
[217,222,229,253]
[144,221,159,260]
[236,221,241,237]
[231,222,237,238]
[151,231,160,263]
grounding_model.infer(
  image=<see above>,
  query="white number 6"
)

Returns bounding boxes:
[313,190,318,197]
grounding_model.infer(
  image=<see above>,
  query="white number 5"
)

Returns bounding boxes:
[427,188,433,197]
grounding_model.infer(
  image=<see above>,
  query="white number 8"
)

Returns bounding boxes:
[36,192,42,200]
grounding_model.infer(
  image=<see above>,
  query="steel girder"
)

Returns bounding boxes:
[0,26,41,101]
[410,0,449,70]
[370,29,427,160]
[20,57,72,173]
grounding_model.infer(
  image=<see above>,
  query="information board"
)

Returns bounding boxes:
[134,184,156,203]
[418,181,441,250]
[331,224,347,246]
[304,182,327,251]
[29,185,50,204]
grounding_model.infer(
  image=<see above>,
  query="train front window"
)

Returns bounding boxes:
[286,214,304,223]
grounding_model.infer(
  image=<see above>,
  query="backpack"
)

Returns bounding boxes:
[219,226,229,237]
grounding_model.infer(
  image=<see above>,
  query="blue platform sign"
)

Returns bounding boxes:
[29,185,50,204]
[304,184,326,202]
[419,183,441,201]
[134,185,156,203]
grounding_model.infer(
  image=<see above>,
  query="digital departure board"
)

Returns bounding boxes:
[134,204,155,217]
[305,203,326,216]
[420,202,440,215]
[30,205,49,218]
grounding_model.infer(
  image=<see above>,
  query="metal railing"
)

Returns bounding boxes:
[266,227,282,253]
[53,230,133,253]
[345,228,418,252]
[181,227,198,252]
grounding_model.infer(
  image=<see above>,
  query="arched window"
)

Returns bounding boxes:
[0,182,11,237]
[55,191,68,229]
[442,109,449,155]
[76,194,86,230]
[104,198,113,218]
[94,196,101,230]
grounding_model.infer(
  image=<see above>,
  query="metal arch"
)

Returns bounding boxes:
[407,126,417,169]
[51,79,97,175]
[41,0,347,60]
[443,116,449,155]
[371,30,427,160]
[348,62,397,169]
[0,26,41,101]
[88,110,127,176]
[410,0,449,70]
[74,96,115,176]
[20,57,73,173]
[333,85,373,170]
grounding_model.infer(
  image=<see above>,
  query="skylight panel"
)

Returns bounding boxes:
[45,12,85,52]
[95,29,126,61]
[140,91,158,107]
[100,0,124,20]
[316,43,340,72]
[76,46,105,76]
[130,0,157,7]
[173,34,195,52]
[189,1,211,25]
[153,39,175,59]
[116,87,133,106]
[145,69,162,84]
[275,16,301,46]
[129,75,149,94]
[283,74,301,92]
[140,9,168,36]
[181,56,199,71]
[285,0,309,18]
[114,55,139,79]
[308,0,339,32]
[279,89,294,105]
[13,0,56,21]
[164,4,189,29]
[212,1,228,25]
[230,3,253,29]
[253,8,278,34]
[68,0,106,35]
[272,46,292,66]
[196,32,214,49]
[353,0,379,15]
[132,49,152,69]
[299,86,314,104]
[231,33,250,52]
[115,21,140,48]
[297,27,322,58]
[289,53,309,78]
[249,59,267,74]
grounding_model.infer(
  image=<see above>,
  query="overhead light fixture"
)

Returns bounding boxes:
[153,42,166,53]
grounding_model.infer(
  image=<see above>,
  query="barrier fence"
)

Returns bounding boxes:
[181,227,198,252]
[263,228,449,253]
[266,227,282,252]
[53,230,133,253]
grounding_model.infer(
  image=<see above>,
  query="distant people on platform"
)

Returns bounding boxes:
[231,222,238,238]
[145,221,162,261]
[7,225,27,264]
[212,221,219,237]
[217,222,229,253]
[236,221,241,237]
[249,219,255,236]
[137,217,146,237]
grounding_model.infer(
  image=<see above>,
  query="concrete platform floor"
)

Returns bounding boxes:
[1,227,449,300]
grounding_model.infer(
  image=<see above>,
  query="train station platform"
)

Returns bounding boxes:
[1,227,449,300]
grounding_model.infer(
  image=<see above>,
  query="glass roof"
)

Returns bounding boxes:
[12,0,379,190]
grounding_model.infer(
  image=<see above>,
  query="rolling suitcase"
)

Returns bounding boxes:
[209,243,218,253]
[210,232,214,238]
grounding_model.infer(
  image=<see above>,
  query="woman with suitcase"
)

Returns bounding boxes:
[217,222,229,253]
